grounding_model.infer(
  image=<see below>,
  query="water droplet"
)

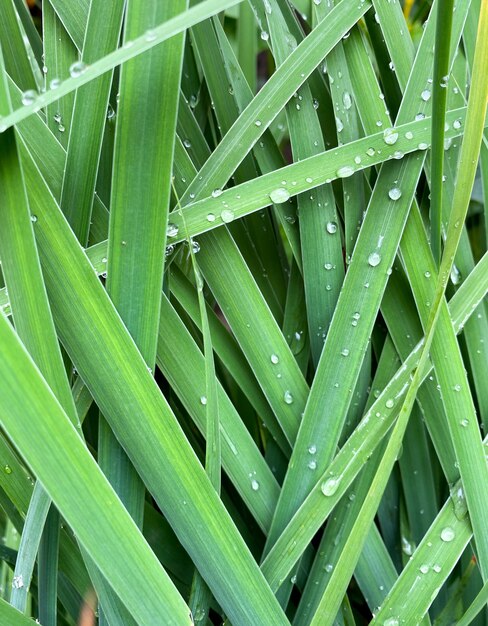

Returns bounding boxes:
[324,262,334,270]
[450,265,462,285]
[321,477,340,496]
[269,188,290,204]
[193,608,205,622]
[211,188,223,198]
[421,89,431,101]
[385,398,394,409]
[366,147,375,157]
[49,77,61,90]
[341,348,350,357]
[440,527,455,542]
[460,418,469,428]
[21,89,37,106]
[30,214,38,223]
[144,28,157,42]
[405,131,414,140]
[418,142,429,150]
[325,563,334,572]
[383,128,399,145]
[424,271,431,278]
[255,120,262,127]
[383,619,399,626]
[270,354,279,364]
[183,139,191,149]
[308,460,317,470]
[206,213,216,222]
[308,445,317,454]
[342,91,352,109]
[12,575,23,589]
[284,390,294,404]
[4,465,12,474]
[326,221,338,234]
[453,118,462,130]
[69,61,87,78]
[167,223,179,238]
[261,31,269,41]
[165,244,174,258]
[191,240,200,254]
[368,252,381,267]
[251,479,260,491]
[200,396,207,405]
[335,117,344,133]
[221,209,235,223]
[336,165,355,178]
[420,564,429,574]
[388,187,402,201]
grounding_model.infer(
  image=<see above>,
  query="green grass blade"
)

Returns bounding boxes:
[0,0,245,133]
[37,508,60,626]
[166,107,472,241]
[17,140,290,625]
[0,597,41,626]
[259,248,488,589]
[237,2,256,93]
[59,0,125,245]
[456,578,488,626]
[48,0,88,50]
[179,0,370,204]
[371,477,474,624]
[265,0,344,367]
[429,0,455,264]
[100,0,186,524]
[306,4,488,615]
[371,0,414,93]
[42,0,77,147]
[0,314,192,626]
[169,265,290,455]
[0,0,38,91]
[190,15,287,320]
[157,293,280,530]
[264,0,442,540]
[2,81,284,539]
[10,482,51,612]
[196,229,309,446]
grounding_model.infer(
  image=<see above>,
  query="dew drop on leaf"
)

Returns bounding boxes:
[21,90,37,106]
[388,187,402,201]
[383,128,399,145]
[69,61,87,78]
[221,209,235,223]
[283,390,294,404]
[440,527,455,542]
[269,188,290,204]
[336,165,355,178]
[167,223,179,238]
[368,252,381,267]
[321,477,340,496]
